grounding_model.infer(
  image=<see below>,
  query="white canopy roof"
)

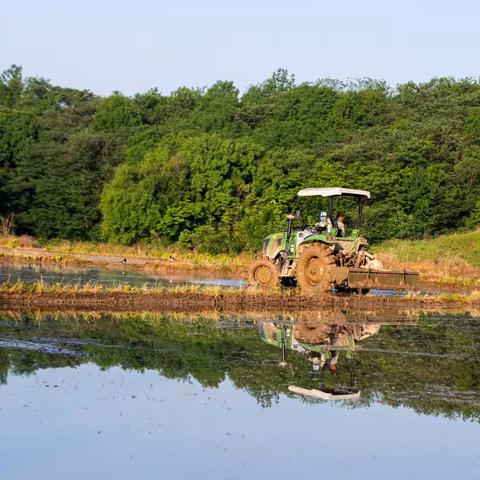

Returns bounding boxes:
[297,187,371,199]
[288,385,361,400]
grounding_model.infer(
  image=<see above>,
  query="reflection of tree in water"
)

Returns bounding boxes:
[0,349,10,385]
[0,311,479,420]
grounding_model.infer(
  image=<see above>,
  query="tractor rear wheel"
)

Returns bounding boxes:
[248,257,280,288]
[296,243,336,294]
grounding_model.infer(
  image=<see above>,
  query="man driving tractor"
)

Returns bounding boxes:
[335,213,346,237]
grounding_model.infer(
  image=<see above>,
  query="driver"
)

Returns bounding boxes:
[335,213,346,237]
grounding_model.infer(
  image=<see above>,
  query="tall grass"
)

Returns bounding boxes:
[0,279,282,297]
[376,228,480,267]
[41,238,251,272]
[375,229,480,286]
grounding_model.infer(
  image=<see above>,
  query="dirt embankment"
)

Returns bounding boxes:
[0,245,244,277]
[0,289,475,314]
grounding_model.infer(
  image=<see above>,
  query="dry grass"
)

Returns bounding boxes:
[0,235,39,248]
[400,290,480,307]
[377,253,480,288]
[435,290,480,307]
[376,229,480,287]
[0,279,283,298]
[44,239,252,269]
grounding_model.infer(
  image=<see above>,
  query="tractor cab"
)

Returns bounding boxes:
[296,187,371,239]
[262,187,373,267]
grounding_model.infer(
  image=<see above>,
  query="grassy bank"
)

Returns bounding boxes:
[377,229,480,266]
[44,240,252,271]
[375,229,480,287]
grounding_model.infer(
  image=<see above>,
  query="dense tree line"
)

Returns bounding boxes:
[1,65,480,252]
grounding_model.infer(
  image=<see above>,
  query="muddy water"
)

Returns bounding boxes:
[0,263,246,288]
[0,310,479,479]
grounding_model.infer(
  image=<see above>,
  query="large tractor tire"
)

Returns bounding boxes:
[296,243,336,295]
[248,257,280,288]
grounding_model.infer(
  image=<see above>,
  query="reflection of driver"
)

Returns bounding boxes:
[304,350,339,373]
[327,351,339,373]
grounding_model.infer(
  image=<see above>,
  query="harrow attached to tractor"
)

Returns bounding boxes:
[248,187,419,294]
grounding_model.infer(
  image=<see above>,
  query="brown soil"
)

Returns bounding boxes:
[0,290,469,315]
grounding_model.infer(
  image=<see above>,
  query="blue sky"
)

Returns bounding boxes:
[1,0,479,95]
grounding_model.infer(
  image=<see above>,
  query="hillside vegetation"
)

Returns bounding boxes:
[1,65,480,253]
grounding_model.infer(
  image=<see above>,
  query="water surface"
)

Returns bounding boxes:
[0,310,479,479]
[0,263,245,288]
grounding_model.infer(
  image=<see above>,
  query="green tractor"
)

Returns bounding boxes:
[248,187,419,294]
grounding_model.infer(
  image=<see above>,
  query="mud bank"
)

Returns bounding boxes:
[0,289,476,314]
[0,246,244,277]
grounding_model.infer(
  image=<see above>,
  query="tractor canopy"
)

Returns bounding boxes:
[297,187,370,231]
[297,187,371,199]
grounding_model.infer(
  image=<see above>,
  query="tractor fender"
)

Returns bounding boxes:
[297,238,335,255]
[262,233,287,260]
[298,235,336,247]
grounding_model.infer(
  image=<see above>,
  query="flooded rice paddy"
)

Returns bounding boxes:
[0,263,246,288]
[0,309,479,479]
[1,263,479,478]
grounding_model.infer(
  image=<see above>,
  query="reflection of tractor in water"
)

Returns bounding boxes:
[258,316,381,400]
[248,187,419,294]
[259,310,421,399]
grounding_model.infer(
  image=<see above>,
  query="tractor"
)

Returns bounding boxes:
[248,187,419,294]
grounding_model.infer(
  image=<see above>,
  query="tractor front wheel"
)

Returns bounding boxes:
[296,243,336,295]
[248,257,280,288]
